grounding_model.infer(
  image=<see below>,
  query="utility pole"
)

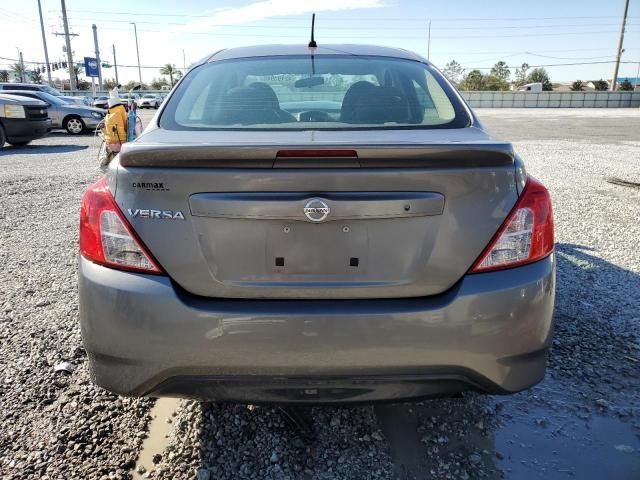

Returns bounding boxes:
[92,24,103,91]
[112,44,119,86]
[60,0,76,90]
[182,49,186,71]
[131,22,143,85]
[610,0,630,91]
[37,0,52,85]
[427,21,431,60]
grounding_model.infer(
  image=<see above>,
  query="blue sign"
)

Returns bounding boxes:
[84,57,100,77]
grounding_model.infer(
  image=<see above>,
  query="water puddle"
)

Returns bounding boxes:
[132,397,181,478]
[495,375,640,479]
[379,374,639,479]
[496,407,640,479]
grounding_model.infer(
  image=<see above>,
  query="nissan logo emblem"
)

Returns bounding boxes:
[303,198,330,222]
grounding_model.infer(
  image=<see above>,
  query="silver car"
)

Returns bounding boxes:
[3,90,105,134]
[138,93,162,109]
[79,44,555,404]
[0,82,88,105]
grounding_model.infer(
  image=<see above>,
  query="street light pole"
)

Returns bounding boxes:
[92,24,103,91]
[37,0,52,85]
[112,44,119,86]
[131,22,143,86]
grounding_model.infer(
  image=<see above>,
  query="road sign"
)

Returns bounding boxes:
[84,57,99,77]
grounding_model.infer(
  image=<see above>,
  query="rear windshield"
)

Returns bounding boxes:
[161,55,470,131]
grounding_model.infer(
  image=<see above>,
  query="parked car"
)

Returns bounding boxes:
[94,93,145,110]
[92,96,109,109]
[138,93,162,109]
[79,44,555,404]
[3,90,105,134]
[0,93,50,148]
[0,82,87,105]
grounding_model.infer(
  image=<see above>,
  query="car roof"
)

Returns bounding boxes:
[2,89,43,95]
[204,44,427,64]
[0,83,46,88]
[0,93,48,106]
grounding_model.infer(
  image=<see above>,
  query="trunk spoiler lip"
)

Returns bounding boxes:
[118,142,515,168]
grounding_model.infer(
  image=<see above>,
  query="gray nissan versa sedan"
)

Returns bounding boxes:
[79,44,555,404]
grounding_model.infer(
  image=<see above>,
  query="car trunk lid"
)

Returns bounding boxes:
[113,128,518,299]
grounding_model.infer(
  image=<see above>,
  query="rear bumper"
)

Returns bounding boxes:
[2,118,51,142]
[79,255,555,403]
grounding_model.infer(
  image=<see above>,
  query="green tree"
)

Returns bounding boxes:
[458,69,485,91]
[514,62,529,87]
[592,79,608,91]
[442,60,463,84]
[30,70,43,84]
[0,70,9,82]
[123,80,148,91]
[618,79,633,91]
[484,75,510,91]
[490,61,510,83]
[10,63,26,82]
[150,77,169,90]
[526,68,553,91]
[160,64,178,86]
[570,80,585,91]
[103,79,119,91]
[76,80,91,91]
[70,64,83,87]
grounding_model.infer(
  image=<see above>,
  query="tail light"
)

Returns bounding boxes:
[470,177,554,273]
[79,177,163,274]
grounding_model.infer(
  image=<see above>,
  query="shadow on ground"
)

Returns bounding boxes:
[0,143,89,155]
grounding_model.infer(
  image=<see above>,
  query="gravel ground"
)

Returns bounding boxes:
[1,109,639,479]
[0,133,153,480]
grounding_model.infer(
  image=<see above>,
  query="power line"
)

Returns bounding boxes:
[69,25,638,39]
[0,56,185,71]
[55,17,640,30]
[55,9,640,21]
[459,60,638,71]
[1,55,635,72]
[437,47,640,56]
[524,53,619,60]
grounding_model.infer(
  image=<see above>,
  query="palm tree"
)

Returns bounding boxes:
[0,70,9,82]
[160,64,177,86]
[10,63,26,82]
[70,65,83,86]
[570,80,585,91]
[31,70,43,84]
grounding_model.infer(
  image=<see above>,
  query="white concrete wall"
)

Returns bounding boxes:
[460,91,640,108]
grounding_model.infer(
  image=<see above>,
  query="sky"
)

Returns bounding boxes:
[0,0,639,86]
